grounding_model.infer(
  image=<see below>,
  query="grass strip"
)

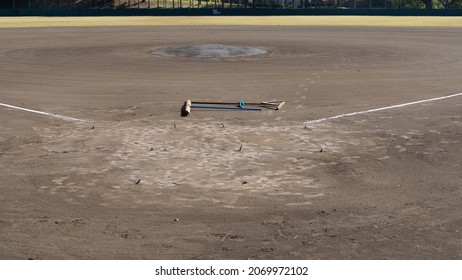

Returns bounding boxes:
[1,16,462,28]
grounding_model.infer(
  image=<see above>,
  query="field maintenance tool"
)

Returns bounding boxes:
[181,99,284,116]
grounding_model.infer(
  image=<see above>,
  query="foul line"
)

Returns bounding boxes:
[0,102,86,123]
[304,92,462,126]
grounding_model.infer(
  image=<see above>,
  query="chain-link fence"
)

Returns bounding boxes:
[1,0,461,9]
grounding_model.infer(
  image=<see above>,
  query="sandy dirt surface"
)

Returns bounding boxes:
[0,25,461,259]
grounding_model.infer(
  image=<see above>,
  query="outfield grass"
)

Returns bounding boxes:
[0,16,462,28]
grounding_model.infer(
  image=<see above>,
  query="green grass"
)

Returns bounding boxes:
[1,16,462,28]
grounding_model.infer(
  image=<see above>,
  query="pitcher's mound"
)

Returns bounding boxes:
[150,44,267,58]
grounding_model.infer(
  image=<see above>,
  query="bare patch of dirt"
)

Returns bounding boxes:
[0,26,461,259]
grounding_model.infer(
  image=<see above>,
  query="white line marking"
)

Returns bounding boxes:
[304,92,462,125]
[0,102,86,123]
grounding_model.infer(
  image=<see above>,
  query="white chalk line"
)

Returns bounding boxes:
[304,92,462,125]
[0,102,86,123]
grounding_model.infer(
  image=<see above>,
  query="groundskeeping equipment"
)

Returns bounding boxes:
[181,99,284,117]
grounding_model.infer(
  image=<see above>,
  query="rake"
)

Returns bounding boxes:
[181,99,284,116]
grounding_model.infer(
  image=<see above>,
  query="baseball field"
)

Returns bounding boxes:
[0,16,461,259]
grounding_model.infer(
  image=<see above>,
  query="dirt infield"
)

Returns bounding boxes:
[0,24,461,259]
